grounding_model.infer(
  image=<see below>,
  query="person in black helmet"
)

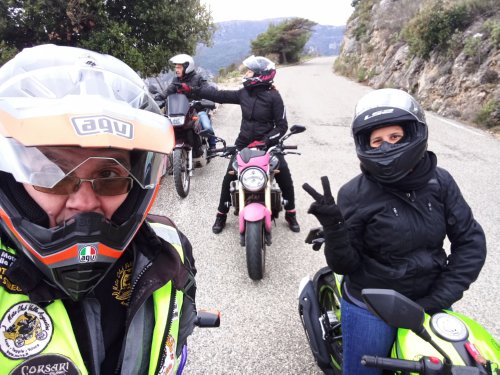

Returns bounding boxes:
[158,53,217,149]
[303,88,486,375]
[187,55,300,234]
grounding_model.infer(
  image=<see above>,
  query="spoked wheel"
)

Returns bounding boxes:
[245,220,266,280]
[314,267,343,374]
[173,148,190,198]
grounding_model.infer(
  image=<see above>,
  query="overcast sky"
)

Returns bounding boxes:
[201,0,354,26]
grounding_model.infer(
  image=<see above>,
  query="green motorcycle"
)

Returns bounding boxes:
[298,228,499,375]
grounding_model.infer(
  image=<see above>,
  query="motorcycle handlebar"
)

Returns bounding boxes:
[361,355,481,375]
[362,356,424,373]
[282,145,298,150]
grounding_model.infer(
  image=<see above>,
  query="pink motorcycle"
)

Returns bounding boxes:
[208,125,306,280]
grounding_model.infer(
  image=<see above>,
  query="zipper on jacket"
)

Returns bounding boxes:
[154,284,177,375]
[392,207,399,217]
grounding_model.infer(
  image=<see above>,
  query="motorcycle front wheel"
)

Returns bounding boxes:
[173,148,190,198]
[245,220,266,280]
[314,267,343,374]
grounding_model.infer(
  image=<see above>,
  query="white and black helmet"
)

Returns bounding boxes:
[0,44,174,301]
[352,88,428,183]
[169,53,195,74]
[242,55,276,87]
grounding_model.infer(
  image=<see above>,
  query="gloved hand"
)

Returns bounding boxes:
[177,83,192,94]
[302,176,344,227]
[154,93,165,101]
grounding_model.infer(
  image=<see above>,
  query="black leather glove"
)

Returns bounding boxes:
[302,176,344,228]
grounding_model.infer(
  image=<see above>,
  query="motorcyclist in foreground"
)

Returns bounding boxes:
[302,88,487,375]
[0,44,198,374]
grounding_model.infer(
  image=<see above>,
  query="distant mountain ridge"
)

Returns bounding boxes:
[195,19,345,76]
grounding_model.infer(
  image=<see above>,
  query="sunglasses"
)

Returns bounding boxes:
[32,175,133,196]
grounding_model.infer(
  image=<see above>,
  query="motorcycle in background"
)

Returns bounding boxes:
[298,228,499,375]
[208,125,306,280]
[165,92,216,198]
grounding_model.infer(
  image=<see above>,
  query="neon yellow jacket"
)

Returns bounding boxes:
[0,220,195,375]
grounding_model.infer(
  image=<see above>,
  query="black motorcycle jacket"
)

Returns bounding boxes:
[197,84,288,149]
[164,70,208,101]
[323,153,486,313]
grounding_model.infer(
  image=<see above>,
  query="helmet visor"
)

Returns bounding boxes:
[0,139,165,192]
[242,55,275,74]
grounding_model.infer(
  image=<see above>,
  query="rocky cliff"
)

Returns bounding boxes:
[335,0,499,134]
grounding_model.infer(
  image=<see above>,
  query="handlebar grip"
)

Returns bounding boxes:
[283,145,298,150]
[361,356,423,373]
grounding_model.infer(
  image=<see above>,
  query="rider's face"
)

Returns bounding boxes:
[24,147,131,228]
[370,125,404,148]
[244,70,254,78]
[175,64,184,78]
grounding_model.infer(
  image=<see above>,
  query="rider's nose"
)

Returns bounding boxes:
[66,180,100,212]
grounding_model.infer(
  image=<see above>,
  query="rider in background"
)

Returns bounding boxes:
[303,88,486,375]
[0,44,198,374]
[188,55,300,234]
[159,53,217,150]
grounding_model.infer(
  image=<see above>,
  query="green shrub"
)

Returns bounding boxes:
[402,1,471,59]
[484,20,500,49]
[475,100,499,128]
[463,35,483,63]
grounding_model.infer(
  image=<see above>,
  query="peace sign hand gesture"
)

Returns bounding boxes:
[302,176,344,227]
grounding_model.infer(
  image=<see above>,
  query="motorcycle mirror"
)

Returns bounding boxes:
[290,125,306,134]
[361,289,425,332]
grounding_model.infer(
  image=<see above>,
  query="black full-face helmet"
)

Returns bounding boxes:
[242,55,276,87]
[352,88,428,183]
[0,44,175,301]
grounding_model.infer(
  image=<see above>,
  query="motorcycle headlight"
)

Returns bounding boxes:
[169,116,185,126]
[240,167,267,192]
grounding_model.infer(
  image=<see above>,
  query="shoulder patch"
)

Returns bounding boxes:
[0,249,23,294]
[0,302,53,359]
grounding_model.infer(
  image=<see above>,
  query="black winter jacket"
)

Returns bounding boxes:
[197,85,288,149]
[324,164,486,313]
[164,71,208,101]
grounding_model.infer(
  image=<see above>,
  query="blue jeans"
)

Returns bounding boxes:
[198,111,216,147]
[341,298,397,375]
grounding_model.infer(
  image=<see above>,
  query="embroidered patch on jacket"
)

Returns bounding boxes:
[112,261,132,306]
[157,334,176,375]
[0,249,22,294]
[10,354,81,375]
[0,302,53,359]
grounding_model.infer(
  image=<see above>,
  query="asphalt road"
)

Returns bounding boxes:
[151,56,500,374]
